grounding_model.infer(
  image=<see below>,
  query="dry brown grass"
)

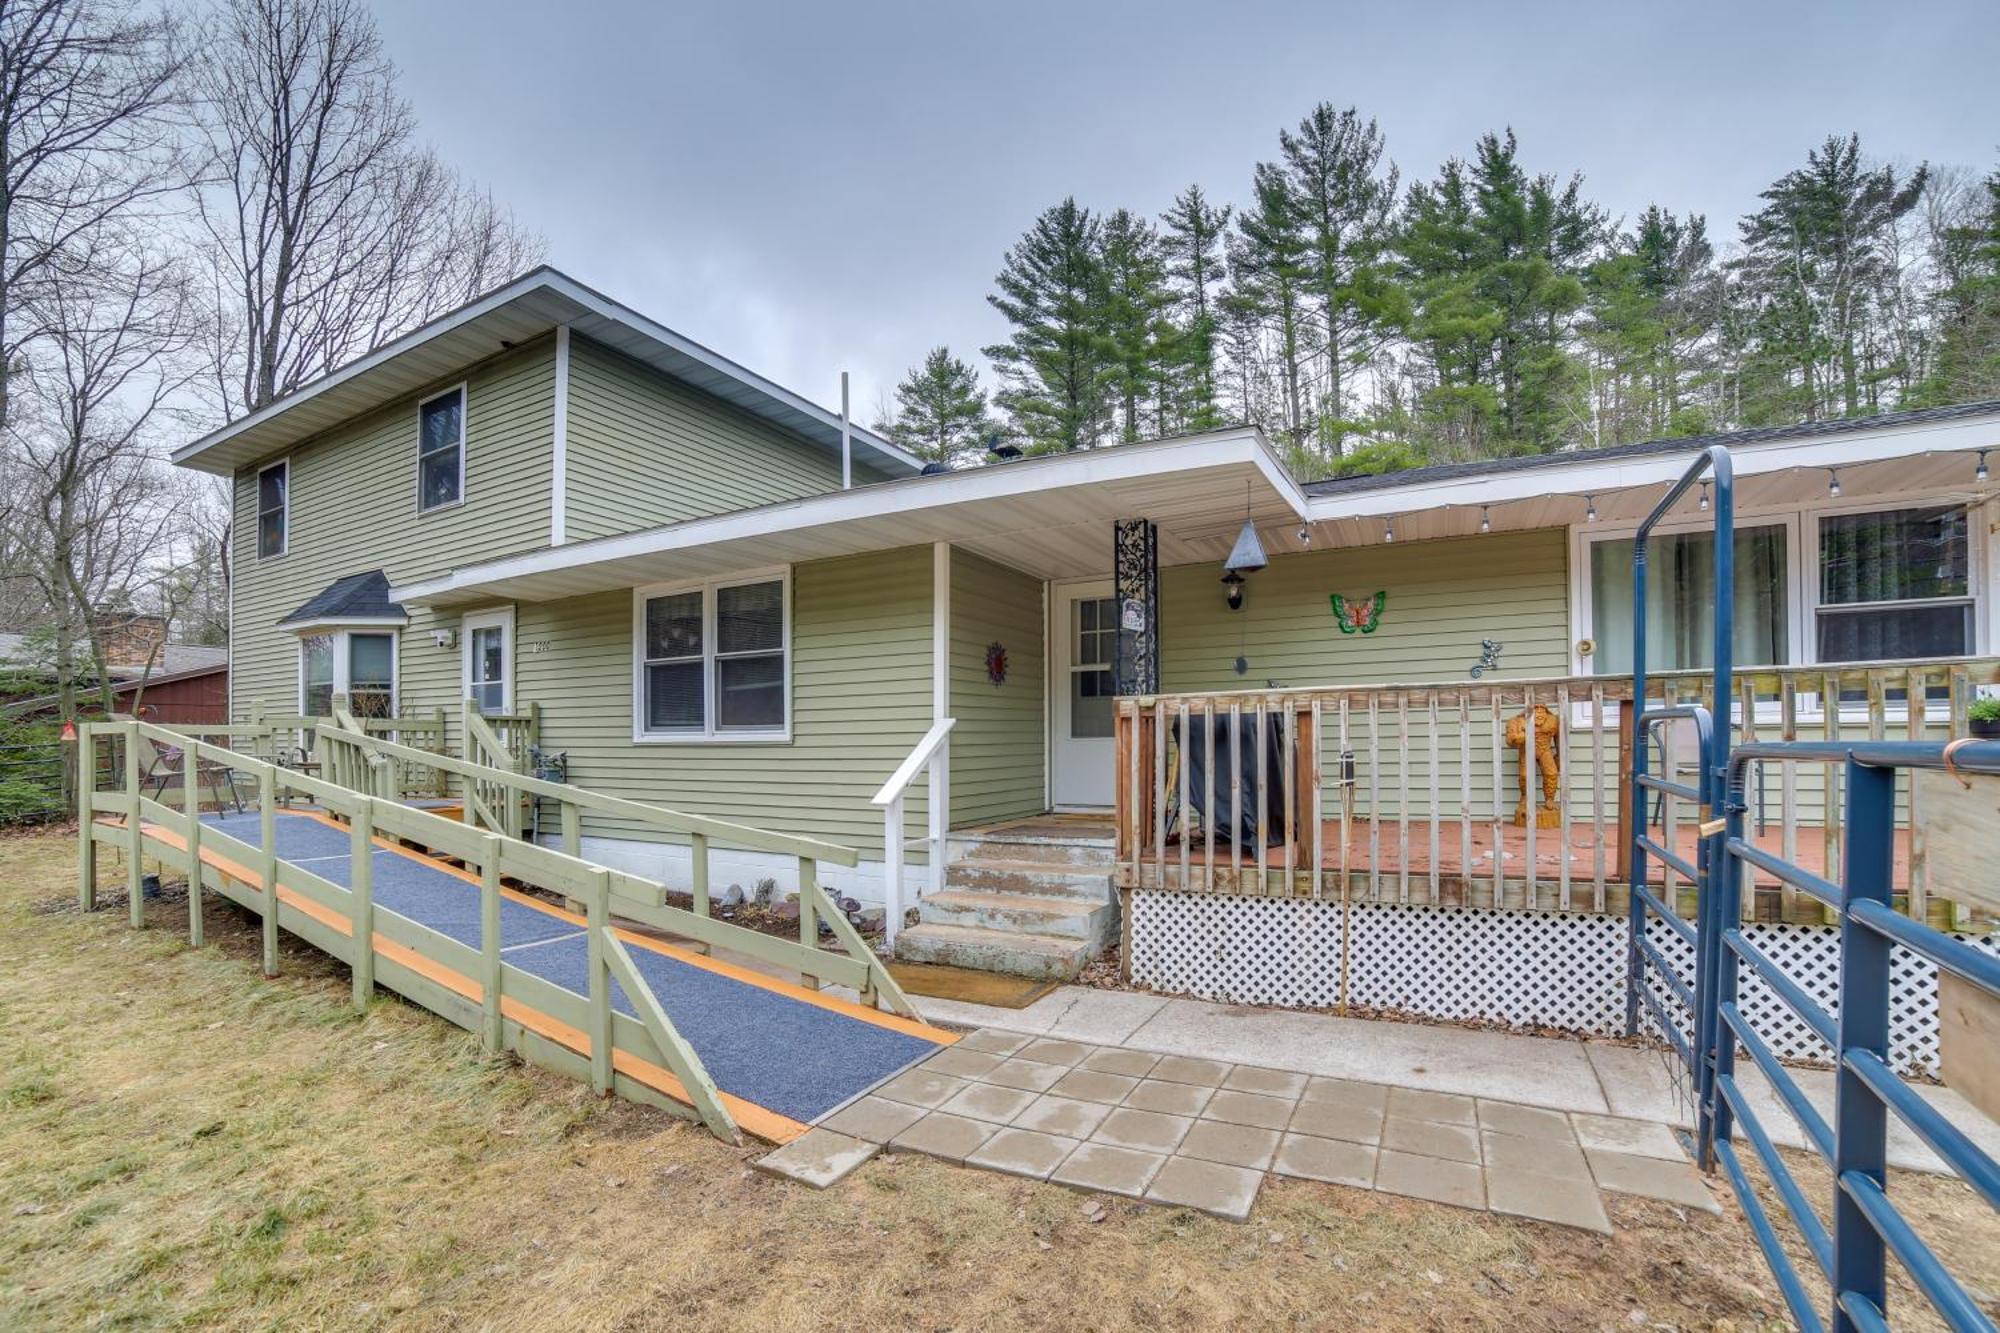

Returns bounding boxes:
[1,826,1992,1331]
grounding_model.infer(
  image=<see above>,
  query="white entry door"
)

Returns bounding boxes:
[1051,582,1117,809]
[462,607,514,713]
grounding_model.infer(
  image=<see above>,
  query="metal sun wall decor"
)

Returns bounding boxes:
[1330,590,1388,634]
[984,641,1008,686]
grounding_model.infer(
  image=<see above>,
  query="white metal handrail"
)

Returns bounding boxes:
[872,717,954,949]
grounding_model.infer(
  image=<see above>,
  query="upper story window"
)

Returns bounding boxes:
[418,386,465,511]
[634,572,789,741]
[257,459,288,558]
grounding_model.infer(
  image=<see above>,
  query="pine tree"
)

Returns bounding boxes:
[983,198,1112,452]
[1733,133,1929,422]
[1097,209,1173,441]
[1913,168,2000,405]
[1227,163,1314,455]
[1161,183,1232,429]
[880,347,995,464]
[1584,207,1718,441]
[1278,104,1400,453]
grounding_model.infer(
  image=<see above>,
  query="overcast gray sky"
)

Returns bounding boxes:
[374,0,1998,423]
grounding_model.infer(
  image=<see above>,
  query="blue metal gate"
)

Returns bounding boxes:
[1626,444,2000,1331]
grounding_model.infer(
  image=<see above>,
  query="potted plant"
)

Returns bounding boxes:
[1970,696,2000,739]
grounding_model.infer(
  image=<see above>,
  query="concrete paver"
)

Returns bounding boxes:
[1051,1142,1167,1197]
[980,1057,1067,1092]
[1012,1094,1114,1139]
[1123,1078,1214,1117]
[1179,1119,1281,1170]
[1202,1089,1296,1130]
[875,1068,971,1110]
[1587,1149,1721,1213]
[753,1129,878,1189]
[968,1127,1080,1180]
[1375,1149,1486,1210]
[957,1028,1031,1056]
[1487,1165,1612,1234]
[1017,1037,1096,1067]
[1149,1054,1232,1086]
[1145,1156,1264,1221]
[1389,1087,1477,1126]
[888,1111,998,1162]
[1477,1099,1573,1141]
[1570,1111,1687,1161]
[821,1095,927,1143]
[924,1046,1006,1080]
[1303,1076,1390,1110]
[1288,1098,1384,1145]
[1481,1129,1589,1181]
[1382,1117,1481,1164]
[1095,1107,1194,1153]
[1049,1068,1140,1105]
[1272,1133,1377,1188]
[938,1082,1040,1124]
[1224,1066,1309,1098]
[1081,1047,1161,1078]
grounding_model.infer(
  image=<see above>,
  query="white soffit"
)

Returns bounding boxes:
[392,430,1304,607]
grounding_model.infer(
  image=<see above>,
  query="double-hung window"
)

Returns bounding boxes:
[257,460,288,558]
[418,386,464,511]
[635,573,789,740]
[300,631,398,719]
[1815,505,1973,662]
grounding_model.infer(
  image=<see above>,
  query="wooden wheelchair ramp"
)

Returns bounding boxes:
[81,719,955,1147]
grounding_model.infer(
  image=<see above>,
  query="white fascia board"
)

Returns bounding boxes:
[277,615,410,633]
[392,428,1298,605]
[173,267,924,477]
[1303,413,2000,522]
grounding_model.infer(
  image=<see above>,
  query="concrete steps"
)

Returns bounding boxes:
[894,820,1118,981]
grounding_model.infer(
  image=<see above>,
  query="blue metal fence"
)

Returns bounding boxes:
[1625,443,1999,1332]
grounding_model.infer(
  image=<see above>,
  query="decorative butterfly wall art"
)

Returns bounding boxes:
[1329,590,1388,635]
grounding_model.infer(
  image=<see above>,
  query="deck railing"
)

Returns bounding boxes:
[1114,656,2000,924]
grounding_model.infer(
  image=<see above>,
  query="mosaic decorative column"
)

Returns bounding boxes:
[1113,518,1159,696]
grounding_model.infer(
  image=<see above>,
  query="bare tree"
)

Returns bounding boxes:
[189,0,540,416]
[0,0,185,425]
[3,229,198,729]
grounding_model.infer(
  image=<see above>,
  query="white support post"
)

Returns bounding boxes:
[883,793,905,949]
[931,541,950,894]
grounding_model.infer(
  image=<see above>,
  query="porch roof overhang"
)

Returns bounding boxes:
[170,267,924,479]
[390,428,1308,609]
[1302,407,2000,542]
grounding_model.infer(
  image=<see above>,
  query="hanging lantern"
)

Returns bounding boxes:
[1221,569,1247,611]
[1224,519,1268,574]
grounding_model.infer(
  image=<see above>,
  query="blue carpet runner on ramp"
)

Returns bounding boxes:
[203,810,943,1125]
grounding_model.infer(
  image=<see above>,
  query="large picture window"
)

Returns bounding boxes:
[634,573,789,740]
[1587,525,1789,675]
[299,631,398,718]
[418,386,464,511]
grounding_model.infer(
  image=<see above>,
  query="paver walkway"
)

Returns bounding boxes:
[779,1029,1721,1226]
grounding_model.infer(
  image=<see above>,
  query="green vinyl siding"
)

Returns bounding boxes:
[513,546,934,859]
[949,550,1045,826]
[562,334,889,541]
[1159,528,1570,693]
[230,339,557,732]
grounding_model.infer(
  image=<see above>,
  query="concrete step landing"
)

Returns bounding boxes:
[894,922,1095,982]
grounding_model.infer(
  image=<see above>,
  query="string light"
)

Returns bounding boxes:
[1828,468,1842,498]
[1383,517,1395,543]
[1479,506,1491,533]
[1977,450,1990,484]
[1698,481,1710,511]
[1585,494,1598,523]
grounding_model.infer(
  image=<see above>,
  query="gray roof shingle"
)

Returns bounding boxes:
[1302,400,2000,498]
[277,570,406,627]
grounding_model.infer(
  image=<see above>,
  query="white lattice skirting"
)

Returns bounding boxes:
[1126,889,1999,1077]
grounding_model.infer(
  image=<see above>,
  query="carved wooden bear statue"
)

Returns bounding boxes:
[1503,703,1562,828]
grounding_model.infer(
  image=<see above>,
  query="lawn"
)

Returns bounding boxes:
[0,825,1987,1331]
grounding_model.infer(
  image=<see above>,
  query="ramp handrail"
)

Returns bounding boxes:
[872,717,954,950]
[1705,739,2000,1333]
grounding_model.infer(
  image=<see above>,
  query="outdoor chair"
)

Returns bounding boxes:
[140,739,247,815]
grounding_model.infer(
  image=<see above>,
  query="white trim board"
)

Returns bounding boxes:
[550,325,571,545]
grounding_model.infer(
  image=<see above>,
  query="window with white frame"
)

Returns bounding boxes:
[257,459,288,558]
[635,574,788,739]
[418,387,464,511]
[300,630,398,718]
[1577,498,1984,679]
